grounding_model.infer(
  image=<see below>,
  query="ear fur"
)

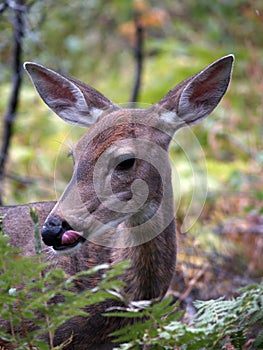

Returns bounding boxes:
[24,56,234,132]
[156,55,234,133]
[24,62,119,127]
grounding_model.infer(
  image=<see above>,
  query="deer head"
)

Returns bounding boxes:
[24,55,234,252]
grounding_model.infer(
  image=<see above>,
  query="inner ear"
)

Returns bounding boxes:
[155,55,234,133]
[181,64,230,109]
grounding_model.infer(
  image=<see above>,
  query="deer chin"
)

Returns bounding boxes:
[53,230,86,254]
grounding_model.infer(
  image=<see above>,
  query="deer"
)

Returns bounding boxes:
[0,55,234,349]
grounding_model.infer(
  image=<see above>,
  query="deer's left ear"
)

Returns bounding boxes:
[156,55,234,133]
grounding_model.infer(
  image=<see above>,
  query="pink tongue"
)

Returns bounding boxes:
[61,230,81,245]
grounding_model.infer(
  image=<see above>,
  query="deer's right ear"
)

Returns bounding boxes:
[24,62,119,127]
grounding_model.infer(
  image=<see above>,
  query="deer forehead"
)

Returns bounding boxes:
[73,108,166,161]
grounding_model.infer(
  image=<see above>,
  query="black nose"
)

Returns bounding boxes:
[41,215,71,246]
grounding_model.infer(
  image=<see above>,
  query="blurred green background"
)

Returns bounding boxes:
[0,0,262,286]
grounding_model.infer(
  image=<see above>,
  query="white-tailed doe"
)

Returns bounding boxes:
[0,55,234,349]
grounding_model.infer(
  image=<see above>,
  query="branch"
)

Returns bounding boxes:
[0,0,8,14]
[216,131,258,161]
[0,0,26,204]
[130,21,144,106]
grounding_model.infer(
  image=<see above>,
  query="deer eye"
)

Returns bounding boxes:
[115,154,136,171]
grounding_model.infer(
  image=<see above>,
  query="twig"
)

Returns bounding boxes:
[0,0,8,13]
[0,0,26,204]
[5,171,54,186]
[179,263,209,302]
[216,131,260,163]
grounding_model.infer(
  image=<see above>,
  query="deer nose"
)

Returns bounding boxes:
[42,215,65,246]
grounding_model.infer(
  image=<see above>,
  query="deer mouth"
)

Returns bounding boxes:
[54,230,86,251]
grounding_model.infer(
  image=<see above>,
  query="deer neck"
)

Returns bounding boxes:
[111,194,176,301]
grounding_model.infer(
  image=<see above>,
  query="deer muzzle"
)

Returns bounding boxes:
[41,215,85,252]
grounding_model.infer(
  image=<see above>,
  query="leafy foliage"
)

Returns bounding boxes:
[0,212,262,349]
[0,218,129,349]
[110,283,263,349]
